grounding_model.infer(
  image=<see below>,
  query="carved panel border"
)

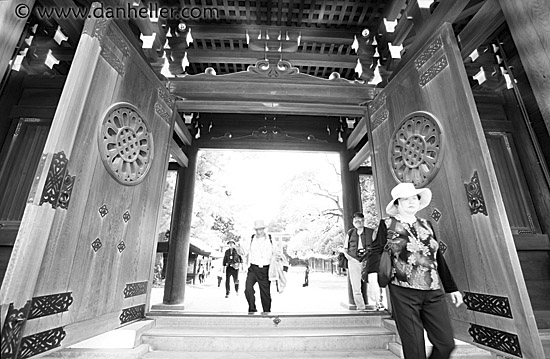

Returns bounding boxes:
[419,55,448,87]
[370,109,389,132]
[463,292,513,318]
[29,293,74,320]
[157,87,174,107]
[368,93,386,115]
[155,102,171,125]
[123,281,148,298]
[18,327,66,359]
[100,46,125,76]
[468,324,521,357]
[414,35,443,70]
[119,305,145,324]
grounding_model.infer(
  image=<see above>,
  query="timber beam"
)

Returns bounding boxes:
[349,142,371,171]
[176,100,367,117]
[388,0,471,79]
[181,24,358,44]
[171,49,362,69]
[347,116,368,149]
[458,0,505,60]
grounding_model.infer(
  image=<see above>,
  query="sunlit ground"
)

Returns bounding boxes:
[149,266,384,314]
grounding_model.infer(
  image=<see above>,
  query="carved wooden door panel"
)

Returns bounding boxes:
[369,24,544,358]
[0,11,175,359]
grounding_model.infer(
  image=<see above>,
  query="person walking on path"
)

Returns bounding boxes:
[343,212,376,311]
[222,239,242,298]
[243,219,280,314]
[303,264,309,287]
[367,182,463,359]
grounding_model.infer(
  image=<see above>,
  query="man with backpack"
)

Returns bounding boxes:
[222,239,242,298]
[243,219,279,314]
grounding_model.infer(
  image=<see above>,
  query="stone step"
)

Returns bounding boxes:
[147,312,388,329]
[382,319,493,358]
[540,329,550,359]
[387,342,493,359]
[141,325,395,352]
[40,344,150,359]
[141,349,400,358]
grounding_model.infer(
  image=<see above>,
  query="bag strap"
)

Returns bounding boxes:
[250,234,272,244]
[383,217,397,251]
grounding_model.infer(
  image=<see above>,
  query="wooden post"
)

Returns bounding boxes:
[498,0,550,134]
[0,1,35,84]
[162,144,198,305]
[340,149,364,307]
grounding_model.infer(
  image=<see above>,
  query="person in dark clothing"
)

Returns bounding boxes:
[367,183,463,359]
[244,219,279,314]
[303,264,309,287]
[222,239,242,298]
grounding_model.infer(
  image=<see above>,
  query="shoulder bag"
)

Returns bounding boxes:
[377,218,395,287]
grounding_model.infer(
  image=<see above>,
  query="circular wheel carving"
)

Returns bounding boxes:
[388,112,444,187]
[98,103,153,185]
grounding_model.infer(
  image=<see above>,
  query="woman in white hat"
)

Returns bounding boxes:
[367,182,463,359]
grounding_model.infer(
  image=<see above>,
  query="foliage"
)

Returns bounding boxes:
[156,150,379,261]
[211,215,242,244]
[359,175,379,228]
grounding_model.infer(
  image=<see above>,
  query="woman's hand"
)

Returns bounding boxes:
[449,291,464,307]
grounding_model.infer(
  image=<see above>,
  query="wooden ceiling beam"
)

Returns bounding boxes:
[458,0,504,60]
[349,141,371,171]
[346,116,368,149]
[175,100,367,117]
[182,24,357,44]
[174,112,192,146]
[389,0,471,79]
[170,137,189,167]
[37,0,83,47]
[383,0,408,21]
[173,49,362,68]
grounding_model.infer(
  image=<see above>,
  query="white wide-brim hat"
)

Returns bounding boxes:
[253,219,267,229]
[385,182,432,216]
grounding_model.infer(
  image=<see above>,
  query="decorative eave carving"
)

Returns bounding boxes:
[171,59,370,86]
[168,59,376,115]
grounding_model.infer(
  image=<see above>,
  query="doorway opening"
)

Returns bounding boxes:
[150,149,378,313]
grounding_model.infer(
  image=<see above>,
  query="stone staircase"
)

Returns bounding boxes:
[140,312,398,358]
[381,319,493,359]
[42,312,550,358]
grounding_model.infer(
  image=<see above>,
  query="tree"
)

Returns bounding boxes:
[211,215,242,244]
[359,175,379,228]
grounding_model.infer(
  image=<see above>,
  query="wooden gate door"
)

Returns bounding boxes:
[0,11,175,359]
[369,24,543,358]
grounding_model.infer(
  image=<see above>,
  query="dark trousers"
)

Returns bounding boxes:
[225,266,239,294]
[389,284,455,359]
[244,264,271,313]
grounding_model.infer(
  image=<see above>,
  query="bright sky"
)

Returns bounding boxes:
[208,150,341,231]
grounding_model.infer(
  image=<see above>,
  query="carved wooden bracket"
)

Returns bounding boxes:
[1,301,31,359]
[39,152,75,210]
[464,171,488,216]
[468,324,521,357]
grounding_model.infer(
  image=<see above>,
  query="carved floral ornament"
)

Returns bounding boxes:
[388,111,444,187]
[97,103,154,186]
